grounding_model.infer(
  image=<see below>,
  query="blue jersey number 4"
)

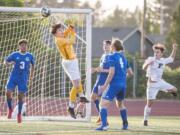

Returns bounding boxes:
[119,58,124,68]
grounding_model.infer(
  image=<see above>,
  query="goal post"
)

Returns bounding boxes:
[0,7,92,121]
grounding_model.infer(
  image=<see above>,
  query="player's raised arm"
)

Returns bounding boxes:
[169,43,177,60]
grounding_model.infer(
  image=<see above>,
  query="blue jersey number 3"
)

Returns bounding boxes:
[20,61,25,69]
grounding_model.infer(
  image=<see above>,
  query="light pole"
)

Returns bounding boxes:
[140,0,147,58]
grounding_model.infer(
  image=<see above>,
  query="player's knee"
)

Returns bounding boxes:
[72,79,80,88]
[147,100,153,107]
[6,91,12,98]
[116,101,125,109]
[173,87,177,92]
[18,94,24,101]
[99,100,109,109]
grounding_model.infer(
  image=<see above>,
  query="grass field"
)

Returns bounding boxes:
[0,116,180,135]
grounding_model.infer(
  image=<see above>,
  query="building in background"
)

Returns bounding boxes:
[92,27,165,58]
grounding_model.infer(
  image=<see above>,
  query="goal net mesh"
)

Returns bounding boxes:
[0,8,91,121]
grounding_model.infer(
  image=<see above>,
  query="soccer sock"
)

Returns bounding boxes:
[100,108,107,126]
[94,99,100,112]
[7,98,12,110]
[77,82,84,96]
[120,109,128,123]
[18,101,23,115]
[69,101,75,108]
[70,87,77,103]
[144,105,151,121]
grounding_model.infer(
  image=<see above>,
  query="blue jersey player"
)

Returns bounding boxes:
[96,39,129,131]
[4,39,35,123]
[91,40,111,124]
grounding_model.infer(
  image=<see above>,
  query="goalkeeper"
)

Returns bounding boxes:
[51,23,89,119]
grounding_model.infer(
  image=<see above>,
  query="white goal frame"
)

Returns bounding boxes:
[0,7,92,122]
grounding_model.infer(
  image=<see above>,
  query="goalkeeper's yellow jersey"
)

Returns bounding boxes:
[55,28,76,60]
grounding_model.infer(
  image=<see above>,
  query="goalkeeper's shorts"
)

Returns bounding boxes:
[62,58,81,81]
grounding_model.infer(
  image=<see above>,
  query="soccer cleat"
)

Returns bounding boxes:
[68,107,76,119]
[7,109,13,119]
[96,125,109,131]
[144,120,148,126]
[17,113,22,123]
[170,92,177,97]
[122,121,128,130]
[79,97,89,103]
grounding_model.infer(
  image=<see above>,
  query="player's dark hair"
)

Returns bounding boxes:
[112,38,124,51]
[18,39,28,45]
[51,23,62,35]
[103,40,111,45]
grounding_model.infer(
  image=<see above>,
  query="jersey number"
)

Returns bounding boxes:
[158,63,163,68]
[119,58,124,68]
[20,61,25,69]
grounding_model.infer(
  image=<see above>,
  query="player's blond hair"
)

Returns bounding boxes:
[18,39,28,45]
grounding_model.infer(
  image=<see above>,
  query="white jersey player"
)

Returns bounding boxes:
[142,43,177,126]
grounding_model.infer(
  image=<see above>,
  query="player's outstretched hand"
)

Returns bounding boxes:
[172,43,177,49]
[91,68,97,74]
[96,67,103,72]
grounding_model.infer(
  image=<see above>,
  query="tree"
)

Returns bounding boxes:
[27,0,81,8]
[100,7,140,27]
[166,5,180,59]
[0,0,23,7]
[146,0,180,34]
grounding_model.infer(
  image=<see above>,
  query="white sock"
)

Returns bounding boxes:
[69,102,75,108]
[144,105,151,121]
[79,93,85,97]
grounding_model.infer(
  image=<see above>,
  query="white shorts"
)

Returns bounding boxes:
[147,79,174,100]
[62,59,81,81]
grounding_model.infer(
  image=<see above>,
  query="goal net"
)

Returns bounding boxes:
[0,7,92,121]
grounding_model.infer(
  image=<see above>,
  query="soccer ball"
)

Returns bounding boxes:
[41,7,51,17]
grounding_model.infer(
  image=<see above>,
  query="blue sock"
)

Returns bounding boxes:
[7,98,12,110]
[94,99,99,112]
[18,101,23,114]
[100,108,107,126]
[120,109,128,122]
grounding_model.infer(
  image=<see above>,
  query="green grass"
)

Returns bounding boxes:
[0,116,180,135]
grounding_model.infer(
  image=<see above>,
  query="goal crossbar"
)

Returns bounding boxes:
[0,7,93,14]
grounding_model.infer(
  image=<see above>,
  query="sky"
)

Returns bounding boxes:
[80,0,144,11]
[79,0,144,18]
[57,0,145,18]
